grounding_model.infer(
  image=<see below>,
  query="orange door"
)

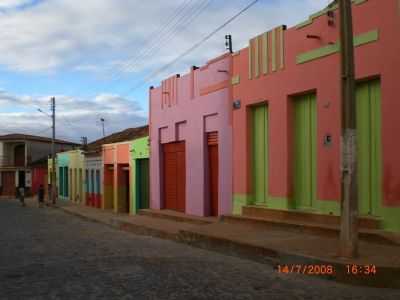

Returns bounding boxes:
[208,132,219,216]
[163,142,186,212]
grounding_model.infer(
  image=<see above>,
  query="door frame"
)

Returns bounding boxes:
[207,132,219,216]
[251,102,269,206]
[292,92,317,211]
[162,141,186,213]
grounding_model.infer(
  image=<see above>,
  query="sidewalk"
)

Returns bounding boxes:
[55,202,400,288]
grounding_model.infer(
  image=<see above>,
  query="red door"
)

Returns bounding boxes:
[163,142,186,212]
[1,172,16,196]
[208,132,219,216]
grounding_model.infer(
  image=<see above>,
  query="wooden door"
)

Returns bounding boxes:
[208,132,219,216]
[163,142,186,212]
[137,159,150,209]
[252,105,268,205]
[357,79,382,216]
[124,169,130,213]
[293,93,317,210]
[1,171,15,196]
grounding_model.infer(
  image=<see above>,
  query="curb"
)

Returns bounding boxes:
[56,206,400,289]
[178,229,400,289]
[57,206,179,241]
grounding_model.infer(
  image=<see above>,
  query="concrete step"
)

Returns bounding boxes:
[178,223,400,288]
[242,206,381,230]
[221,214,399,246]
[138,209,218,225]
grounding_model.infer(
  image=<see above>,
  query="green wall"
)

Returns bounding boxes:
[130,136,150,214]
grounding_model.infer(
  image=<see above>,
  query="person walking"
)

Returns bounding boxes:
[18,186,25,207]
[38,184,45,208]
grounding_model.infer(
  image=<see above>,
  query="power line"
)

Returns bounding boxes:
[81,0,213,101]
[123,0,260,96]
[69,0,212,103]
[104,0,197,81]
[112,0,212,77]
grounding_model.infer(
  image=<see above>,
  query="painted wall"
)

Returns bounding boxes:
[149,53,233,217]
[31,167,47,195]
[56,153,70,201]
[231,0,400,231]
[47,158,55,200]
[84,154,103,208]
[130,136,150,214]
[56,150,85,203]
[102,141,132,213]
[68,150,85,204]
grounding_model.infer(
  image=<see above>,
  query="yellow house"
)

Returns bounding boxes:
[55,150,85,203]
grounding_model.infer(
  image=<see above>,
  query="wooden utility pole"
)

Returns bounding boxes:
[101,118,106,137]
[51,97,57,205]
[339,0,358,258]
[225,35,233,53]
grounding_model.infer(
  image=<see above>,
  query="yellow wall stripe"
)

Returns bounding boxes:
[248,39,253,80]
[271,29,277,72]
[279,26,285,69]
[254,36,260,78]
[262,32,268,75]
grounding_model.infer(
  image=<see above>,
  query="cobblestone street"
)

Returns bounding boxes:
[0,199,399,300]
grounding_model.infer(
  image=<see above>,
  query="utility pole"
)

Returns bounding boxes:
[51,97,57,205]
[100,118,106,137]
[225,35,233,53]
[339,0,358,258]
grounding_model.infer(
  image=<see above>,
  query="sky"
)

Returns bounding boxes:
[0,0,331,143]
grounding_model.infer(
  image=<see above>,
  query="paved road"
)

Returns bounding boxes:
[0,199,399,300]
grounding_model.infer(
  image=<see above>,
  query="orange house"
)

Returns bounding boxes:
[102,141,131,213]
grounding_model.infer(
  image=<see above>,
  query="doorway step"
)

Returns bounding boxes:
[220,206,400,246]
[138,209,217,225]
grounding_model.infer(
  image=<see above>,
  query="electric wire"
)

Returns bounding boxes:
[123,0,260,96]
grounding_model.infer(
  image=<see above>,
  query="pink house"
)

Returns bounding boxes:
[149,53,233,217]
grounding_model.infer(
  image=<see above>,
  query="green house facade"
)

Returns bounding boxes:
[130,136,150,214]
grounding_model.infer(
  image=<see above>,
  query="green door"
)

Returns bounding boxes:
[136,159,150,209]
[252,104,268,205]
[356,79,382,216]
[64,167,69,198]
[59,167,64,197]
[293,93,317,209]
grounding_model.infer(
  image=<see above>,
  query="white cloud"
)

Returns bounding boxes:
[0,0,330,141]
[0,0,329,74]
[0,90,147,142]
[0,0,31,9]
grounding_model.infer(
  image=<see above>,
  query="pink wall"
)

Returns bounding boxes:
[150,53,233,217]
[232,0,400,206]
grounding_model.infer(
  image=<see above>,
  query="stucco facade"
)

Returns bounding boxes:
[130,136,150,214]
[149,53,233,217]
[85,154,103,208]
[102,142,131,213]
[56,150,85,203]
[231,0,400,231]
